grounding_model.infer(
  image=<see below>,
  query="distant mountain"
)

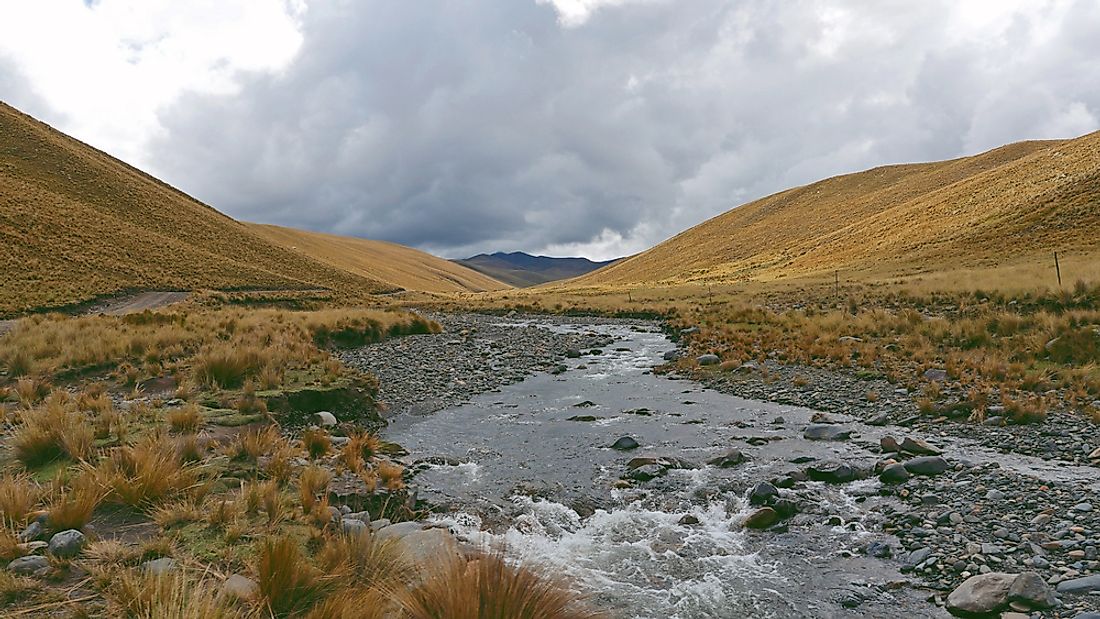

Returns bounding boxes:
[454,252,618,287]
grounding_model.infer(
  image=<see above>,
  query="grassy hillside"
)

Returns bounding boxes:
[249,224,509,294]
[0,102,401,315]
[455,252,615,287]
[574,134,1100,289]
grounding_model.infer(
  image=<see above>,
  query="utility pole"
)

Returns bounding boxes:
[1054,251,1062,287]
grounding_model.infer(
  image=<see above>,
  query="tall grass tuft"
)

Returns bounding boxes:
[256,535,336,617]
[398,551,604,619]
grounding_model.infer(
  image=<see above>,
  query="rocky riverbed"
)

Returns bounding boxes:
[340,312,626,415]
[346,313,1100,618]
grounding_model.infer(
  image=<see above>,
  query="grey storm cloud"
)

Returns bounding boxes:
[148,0,1100,259]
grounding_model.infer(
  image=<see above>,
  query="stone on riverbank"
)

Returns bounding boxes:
[803,424,852,441]
[903,456,949,476]
[611,436,640,450]
[946,572,1016,617]
[743,507,779,529]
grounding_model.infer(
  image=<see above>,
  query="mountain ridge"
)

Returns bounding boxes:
[455,251,618,287]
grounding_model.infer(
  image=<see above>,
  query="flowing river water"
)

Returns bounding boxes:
[381,319,1094,618]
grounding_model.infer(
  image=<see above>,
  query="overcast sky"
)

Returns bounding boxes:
[2,1,1099,259]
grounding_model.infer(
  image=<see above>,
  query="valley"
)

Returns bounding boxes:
[0,100,1098,618]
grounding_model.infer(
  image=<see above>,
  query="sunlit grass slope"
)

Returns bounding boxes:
[0,103,392,315]
[248,224,510,294]
[574,133,1100,288]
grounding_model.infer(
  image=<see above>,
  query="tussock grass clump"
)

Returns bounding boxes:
[302,429,332,460]
[94,436,199,509]
[166,403,203,434]
[192,345,267,390]
[47,476,101,531]
[377,461,406,491]
[298,466,333,515]
[13,395,95,467]
[317,531,413,592]
[230,425,282,463]
[0,474,42,527]
[398,551,604,619]
[108,570,244,619]
[0,569,39,605]
[256,536,336,617]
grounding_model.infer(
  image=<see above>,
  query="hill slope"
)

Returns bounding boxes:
[456,252,617,287]
[0,102,502,315]
[575,133,1100,287]
[249,224,509,294]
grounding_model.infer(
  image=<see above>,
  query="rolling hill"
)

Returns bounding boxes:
[0,102,505,315]
[250,224,509,294]
[573,133,1100,288]
[455,252,617,287]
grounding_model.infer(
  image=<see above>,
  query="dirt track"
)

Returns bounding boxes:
[93,291,190,315]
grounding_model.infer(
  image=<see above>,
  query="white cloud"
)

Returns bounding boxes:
[0,0,304,168]
[535,0,655,27]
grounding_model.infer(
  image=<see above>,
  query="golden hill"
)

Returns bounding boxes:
[0,102,505,315]
[573,133,1100,289]
[248,224,509,294]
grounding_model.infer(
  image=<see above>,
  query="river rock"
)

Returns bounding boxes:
[678,514,700,525]
[867,413,889,426]
[6,555,49,575]
[749,482,778,505]
[697,354,720,366]
[312,411,337,426]
[142,557,177,575]
[806,461,858,484]
[1056,573,1100,594]
[611,436,640,450]
[376,521,423,541]
[903,456,949,476]
[945,572,1016,617]
[1007,571,1054,610]
[924,368,949,382]
[47,529,85,558]
[879,463,911,484]
[628,464,666,482]
[880,436,901,453]
[900,437,941,455]
[706,449,744,468]
[222,574,260,602]
[803,424,852,441]
[400,528,461,564]
[341,518,368,535]
[662,350,681,361]
[568,415,598,422]
[743,507,779,529]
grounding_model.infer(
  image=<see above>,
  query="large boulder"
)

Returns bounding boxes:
[903,456,949,476]
[47,529,86,558]
[748,482,779,506]
[1008,572,1055,610]
[946,572,1016,617]
[611,436,640,451]
[806,461,859,484]
[399,528,461,565]
[6,555,49,575]
[743,507,779,530]
[696,354,720,366]
[1057,573,1100,595]
[900,437,941,456]
[879,463,911,484]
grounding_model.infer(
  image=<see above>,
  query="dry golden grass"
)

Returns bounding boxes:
[0,474,41,527]
[93,436,200,509]
[13,394,95,466]
[166,403,203,434]
[398,550,604,619]
[250,223,510,294]
[47,475,101,531]
[0,103,409,316]
[107,570,244,619]
[257,535,338,617]
[302,429,332,460]
[0,306,437,385]
[299,465,333,515]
